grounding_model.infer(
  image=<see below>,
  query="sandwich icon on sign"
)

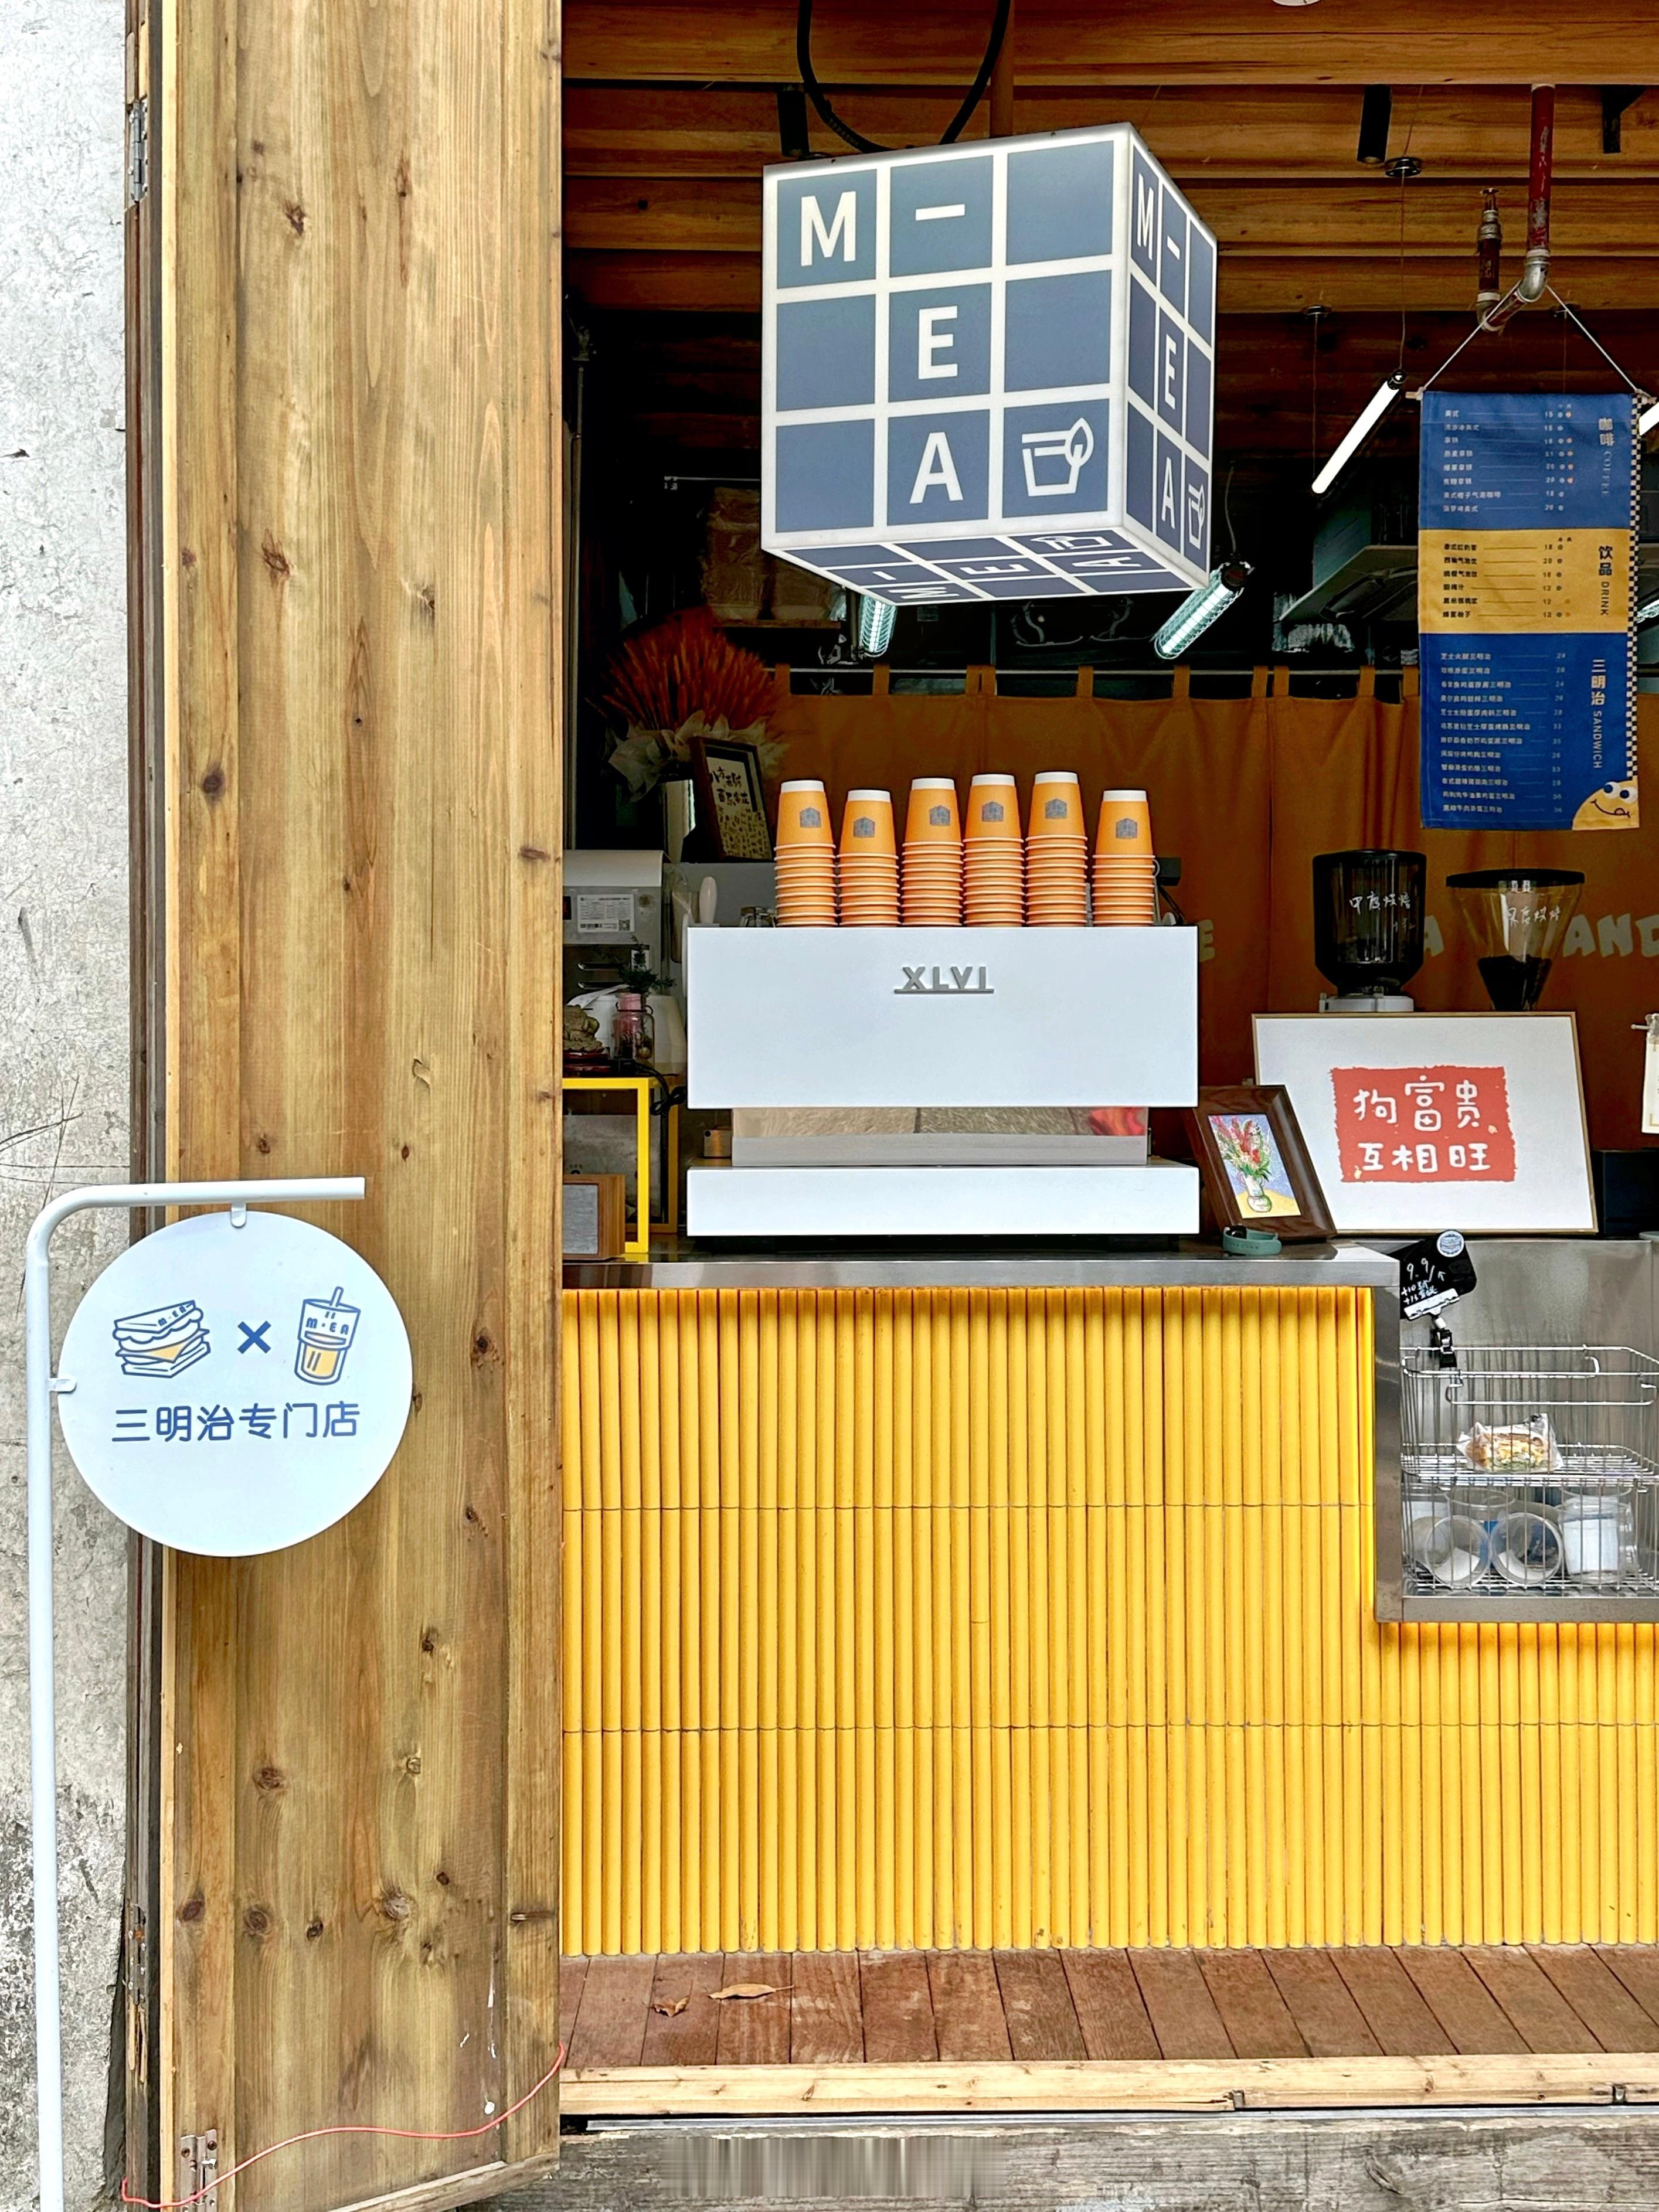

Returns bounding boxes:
[112,1300,211,1379]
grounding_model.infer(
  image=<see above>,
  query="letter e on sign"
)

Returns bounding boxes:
[917,305,958,380]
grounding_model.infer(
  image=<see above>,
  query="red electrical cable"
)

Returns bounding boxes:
[118,2044,566,2211]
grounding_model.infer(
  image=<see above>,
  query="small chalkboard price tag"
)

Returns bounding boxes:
[1397,1229,1477,1320]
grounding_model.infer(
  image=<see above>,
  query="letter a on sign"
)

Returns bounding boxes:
[801,190,856,269]
[911,431,964,505]
[1160,454,1178,531]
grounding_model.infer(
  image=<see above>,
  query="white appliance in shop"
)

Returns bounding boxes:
[684,927,1200,1237]
[563,850,664,974]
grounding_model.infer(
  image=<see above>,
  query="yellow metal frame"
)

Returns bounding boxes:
[563,1076,652,1262]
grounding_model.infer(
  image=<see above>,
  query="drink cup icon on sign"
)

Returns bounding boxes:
[1021,417,1095,500]
[295,1286,361,1384]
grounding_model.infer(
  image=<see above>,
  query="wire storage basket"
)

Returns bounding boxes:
[1399,1345,1659,1612]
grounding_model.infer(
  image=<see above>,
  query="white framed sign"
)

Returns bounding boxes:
[1253,1011,1596,1235]
[56,1209,412,1554]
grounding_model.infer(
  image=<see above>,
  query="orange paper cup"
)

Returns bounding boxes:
[1029,771,1086,839]
[1096,788,1153,854]
[905,778,961,843]
[777,780,834,846]
[840,788,896,856]
[966,773,1022,840]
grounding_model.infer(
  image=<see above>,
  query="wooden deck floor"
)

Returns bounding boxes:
[559,1946,1659,2116]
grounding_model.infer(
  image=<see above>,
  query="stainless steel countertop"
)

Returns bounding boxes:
[565,1238,1400,1292]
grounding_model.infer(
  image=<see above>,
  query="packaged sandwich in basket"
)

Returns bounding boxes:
[1457,1416,1563,1473]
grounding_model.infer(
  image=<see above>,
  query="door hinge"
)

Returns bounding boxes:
[177,2132,218,2212]
[127,98,149,205]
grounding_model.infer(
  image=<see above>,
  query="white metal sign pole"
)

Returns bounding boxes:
[26,1178,365,2212]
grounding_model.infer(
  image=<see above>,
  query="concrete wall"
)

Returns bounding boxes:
[0,1,132,2205]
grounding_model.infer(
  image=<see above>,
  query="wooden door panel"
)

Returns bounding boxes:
[151,1,562,2205]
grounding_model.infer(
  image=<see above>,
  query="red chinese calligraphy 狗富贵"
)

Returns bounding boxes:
[1331,1065,1517,1183]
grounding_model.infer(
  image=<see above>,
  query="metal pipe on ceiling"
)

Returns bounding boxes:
[1476,188,1504,314]
[1518,84,1555,304]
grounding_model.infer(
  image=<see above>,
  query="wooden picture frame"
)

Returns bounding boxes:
[690,729,773,860]
[1183,1084,1335,1243]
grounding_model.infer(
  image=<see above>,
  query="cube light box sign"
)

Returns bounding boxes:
[761,125,1216,607]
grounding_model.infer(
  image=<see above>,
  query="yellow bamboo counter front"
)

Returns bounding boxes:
[560,1249,1659,1958]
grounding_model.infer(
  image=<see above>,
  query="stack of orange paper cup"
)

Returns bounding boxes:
[838,788,900,925]
[774,778,837,926]
[901,778,963,925]
[1093,787,1158,925]
[1024,770,1089,926]
[964,773,1024,925]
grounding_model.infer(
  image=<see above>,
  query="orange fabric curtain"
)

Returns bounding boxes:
[773,672,1659,1147]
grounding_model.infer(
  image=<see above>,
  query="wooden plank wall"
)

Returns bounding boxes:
[561,8,1659,318]
[565,0,1654,83]
[157,0,562,2206]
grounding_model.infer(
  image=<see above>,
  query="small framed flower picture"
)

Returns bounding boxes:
[1183,1084,1334,1243]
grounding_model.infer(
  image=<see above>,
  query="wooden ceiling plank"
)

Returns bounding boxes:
[563,84,1659,182]
[565,2,1659,89]
[565,173,1659,258]
[566,247,1659,315]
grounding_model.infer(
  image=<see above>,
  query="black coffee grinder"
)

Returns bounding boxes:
[1312,849,1427,1012]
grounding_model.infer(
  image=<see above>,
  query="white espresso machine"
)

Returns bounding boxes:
[683,926,1200,1238]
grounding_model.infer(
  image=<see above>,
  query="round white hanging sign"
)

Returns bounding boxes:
[56,1210,412,1556]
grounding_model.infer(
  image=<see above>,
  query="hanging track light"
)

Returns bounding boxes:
[1311,373,1406,497]
[1152,563,1252,661]
[852,593,896,658]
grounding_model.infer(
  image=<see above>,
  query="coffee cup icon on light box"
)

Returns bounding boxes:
[295,1287,361,1384]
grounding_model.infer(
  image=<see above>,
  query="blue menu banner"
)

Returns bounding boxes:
[1419,392,1638,831]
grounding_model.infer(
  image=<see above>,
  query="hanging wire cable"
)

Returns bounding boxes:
[1413,281,1654,404]
[1413,284,1525,394]
[1395,87,1423,376]
[1545,287,1651,402]
[796,0,1012,154]
[120,2047,566,2211]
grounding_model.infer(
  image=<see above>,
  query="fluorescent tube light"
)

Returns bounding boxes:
[1638,593,1659,628]
[1312,372,1406,496]
[1152,563,1253,661]
[853,592,896,657]
[1640,399,1659,440]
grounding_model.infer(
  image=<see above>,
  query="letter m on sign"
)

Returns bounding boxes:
[801,189,857,270]
[1136,171,1156,260]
